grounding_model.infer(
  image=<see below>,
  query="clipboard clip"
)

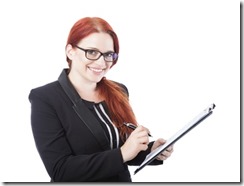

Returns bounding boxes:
[207,103,216,112]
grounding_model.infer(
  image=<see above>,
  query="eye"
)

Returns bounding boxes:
[86,50,99,56]
[104,52,114,58]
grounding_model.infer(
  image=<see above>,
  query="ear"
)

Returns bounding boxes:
[66,44,75,60]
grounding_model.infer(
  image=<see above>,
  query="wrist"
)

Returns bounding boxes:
[120,146,129,163]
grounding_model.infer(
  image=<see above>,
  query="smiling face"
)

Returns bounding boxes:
[66,32,115,85]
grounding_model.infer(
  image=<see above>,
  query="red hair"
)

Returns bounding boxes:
[66,17,137,140]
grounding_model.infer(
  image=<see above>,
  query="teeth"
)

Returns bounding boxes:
[89,67,103,72]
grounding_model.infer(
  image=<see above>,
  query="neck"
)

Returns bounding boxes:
[68,72,101,102]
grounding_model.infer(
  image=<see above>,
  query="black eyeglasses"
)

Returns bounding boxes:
[74,45,118,62]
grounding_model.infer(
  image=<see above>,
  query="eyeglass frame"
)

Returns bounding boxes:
[74,45,118,62]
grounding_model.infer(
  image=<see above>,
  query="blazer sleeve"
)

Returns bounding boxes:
[29,89,128,181]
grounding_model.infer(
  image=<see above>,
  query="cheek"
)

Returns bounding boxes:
[72,56,91,68]
[107,63,114,69]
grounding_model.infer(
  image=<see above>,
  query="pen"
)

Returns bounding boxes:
[123,122,152,137]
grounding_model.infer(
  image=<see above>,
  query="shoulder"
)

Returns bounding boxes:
[29,81,62,102]
[111,80,129,97]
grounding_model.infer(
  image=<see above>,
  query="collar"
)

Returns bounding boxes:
[58,69,110,151]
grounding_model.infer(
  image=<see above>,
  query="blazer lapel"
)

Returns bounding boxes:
[58,69,110,151]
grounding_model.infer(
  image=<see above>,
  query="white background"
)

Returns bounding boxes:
[0,0,241,183]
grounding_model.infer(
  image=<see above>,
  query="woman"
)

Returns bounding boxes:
[29,17,173,182]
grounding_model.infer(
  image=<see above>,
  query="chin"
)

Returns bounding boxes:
[93,77,104,83]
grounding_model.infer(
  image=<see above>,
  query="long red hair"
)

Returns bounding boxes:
[66,17,137,140]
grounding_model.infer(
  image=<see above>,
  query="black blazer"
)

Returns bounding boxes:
[29,69,162,182]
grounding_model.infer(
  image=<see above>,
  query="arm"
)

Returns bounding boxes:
[29,90,127,181]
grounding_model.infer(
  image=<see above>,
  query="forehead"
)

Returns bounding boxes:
[78,32,114,50]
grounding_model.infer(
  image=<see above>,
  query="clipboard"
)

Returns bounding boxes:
[134,103,216,175]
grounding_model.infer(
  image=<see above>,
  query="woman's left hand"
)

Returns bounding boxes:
[151,138,174,161]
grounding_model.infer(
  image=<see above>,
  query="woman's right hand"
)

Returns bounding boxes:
[120,125,150,163]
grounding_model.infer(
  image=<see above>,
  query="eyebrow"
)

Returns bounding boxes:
[84,47,115,53]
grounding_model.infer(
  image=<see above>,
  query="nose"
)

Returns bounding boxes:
[94,55,107,66]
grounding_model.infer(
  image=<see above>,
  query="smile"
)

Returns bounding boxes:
[88,67,104,73]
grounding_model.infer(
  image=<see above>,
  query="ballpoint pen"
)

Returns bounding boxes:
[123,122,152,137]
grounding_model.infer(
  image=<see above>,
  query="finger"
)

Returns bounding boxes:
[166,145,174,152]
[155,138,166,146]
[139,143,149,151]
[161,150,172,157]
[133,128,150,138]
[138,136,149,145]
[134,125,144,131]
[136,125,151,135]
[156,154,167,161]
[138,131,150,138]
[158,153,170,160]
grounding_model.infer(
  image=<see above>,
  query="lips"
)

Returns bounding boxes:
[88,67,104,73]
